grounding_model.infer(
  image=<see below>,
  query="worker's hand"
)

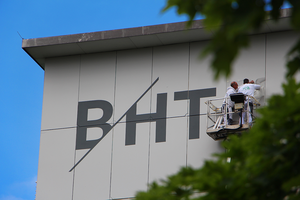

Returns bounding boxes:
[250,80,254,84]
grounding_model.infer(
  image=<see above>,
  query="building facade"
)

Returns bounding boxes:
[23,9,296,200]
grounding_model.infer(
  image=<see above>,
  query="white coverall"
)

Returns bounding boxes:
[223,86,237,124]
[238,84,261,124]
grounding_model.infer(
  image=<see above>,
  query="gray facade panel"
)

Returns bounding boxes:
[34,23,296,199]
[41,56,80,130]
[36,129,76,200]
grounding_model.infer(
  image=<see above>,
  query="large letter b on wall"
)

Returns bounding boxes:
[76,100,113,150]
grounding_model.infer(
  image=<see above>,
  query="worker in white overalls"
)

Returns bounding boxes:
[223,81,238,125]
[238,78,261,125]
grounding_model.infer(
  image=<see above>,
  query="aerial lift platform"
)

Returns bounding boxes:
[206,93,261,140]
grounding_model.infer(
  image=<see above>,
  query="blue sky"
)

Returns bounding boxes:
[0,1,292,200]
[0,1,192,200]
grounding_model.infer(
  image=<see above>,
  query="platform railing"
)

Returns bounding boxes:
[205,95,260,131]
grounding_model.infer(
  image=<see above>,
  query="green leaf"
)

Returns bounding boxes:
[282,174,300,192]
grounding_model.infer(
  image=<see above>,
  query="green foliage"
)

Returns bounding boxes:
[135,1,300,200]
[135,79,300,200]
[164,0,300,79]
[135,2,300,199]
[287,39,300,78]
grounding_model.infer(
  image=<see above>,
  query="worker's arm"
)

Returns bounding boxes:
[254,84,261,90]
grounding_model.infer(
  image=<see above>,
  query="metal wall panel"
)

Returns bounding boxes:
[114,48,153,123]
[36,129,76,200]
[147,43,190,183]
[110,122,149,199]
[229,34,266,101]
[152,43,190,118]
[189,41,227,100]
[187,115,223,168]
[110,48,153,198]
[148,117,188,183]
[73,52,117,199]
[266,31,299,98]
[79,52,116,103]
[41,56,80,130]
[72,131,113,200]
[188,41,224,168]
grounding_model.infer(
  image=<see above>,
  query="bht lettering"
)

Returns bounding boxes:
[75,88,216,150]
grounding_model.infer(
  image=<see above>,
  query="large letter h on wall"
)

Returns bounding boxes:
[125,93,167,145]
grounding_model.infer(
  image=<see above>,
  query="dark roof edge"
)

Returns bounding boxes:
[22,8,293,49]
[22,20,205,48]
